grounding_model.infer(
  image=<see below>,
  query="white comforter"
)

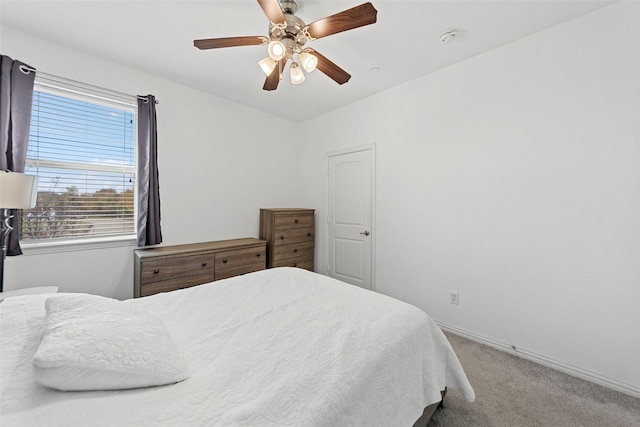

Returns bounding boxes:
[1,267,474,426]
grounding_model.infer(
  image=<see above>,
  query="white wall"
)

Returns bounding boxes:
[299,2,640,396]
[1,27,302,300]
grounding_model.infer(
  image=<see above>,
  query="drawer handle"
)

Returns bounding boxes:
[256,253,261,257]
[153,269,160,274]
[293,248,298,253]
[307,233,311,237]
[294,219,299,224]
[223,258,228,264]
[201,262,207,267]
[280,235,284,240]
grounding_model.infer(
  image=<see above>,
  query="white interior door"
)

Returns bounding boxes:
[327,147,374,289]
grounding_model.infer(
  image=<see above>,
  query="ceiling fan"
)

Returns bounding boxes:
[194,0,378,91]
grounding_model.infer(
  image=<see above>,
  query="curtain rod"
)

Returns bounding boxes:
[18,64,159,105]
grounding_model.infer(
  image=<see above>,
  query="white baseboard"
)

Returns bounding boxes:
[437,321,640,399]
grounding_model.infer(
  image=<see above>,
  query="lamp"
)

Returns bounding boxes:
[259,37,319,86]
[258,57,278,76]
[298,50,318,73]
[289,62,305,84]
[267,40,286,61]
[0,171,38,292]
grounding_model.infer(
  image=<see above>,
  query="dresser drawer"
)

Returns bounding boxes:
[272,227,314,246]
[140,277,205,297]
[272,241,314,263]
[140,253,215,285]
[272,259,314,271]
[215,246,266,281]
[274,213,314,230]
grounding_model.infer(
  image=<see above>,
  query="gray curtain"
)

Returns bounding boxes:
[0,55,36,256]
[137,94,162,247]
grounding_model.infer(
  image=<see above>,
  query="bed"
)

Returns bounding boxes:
[1,267,475,426]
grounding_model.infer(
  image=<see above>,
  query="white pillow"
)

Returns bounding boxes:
[33,294,189,391]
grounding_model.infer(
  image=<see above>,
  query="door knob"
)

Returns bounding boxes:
[360,230,370,236]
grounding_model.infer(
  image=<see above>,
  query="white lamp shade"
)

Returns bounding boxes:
[258,57,278,76]
[298,51,318,73]
[0,171,38,209]
[267,40,286,61]
[290,62,305,85]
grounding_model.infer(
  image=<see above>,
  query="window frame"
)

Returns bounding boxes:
[20,79,139,254]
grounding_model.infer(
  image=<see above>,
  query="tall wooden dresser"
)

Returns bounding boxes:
[133,237,266,297]
[260,208,315,271]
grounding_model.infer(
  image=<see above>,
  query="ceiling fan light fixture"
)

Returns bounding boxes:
[193,1,378,91]
[267,40,286,60]
[258,57,278,76]
[290,62,305,84]
[298,50,318,73]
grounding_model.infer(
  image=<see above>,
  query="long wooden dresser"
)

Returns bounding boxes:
[133,237,266,297]
[259,208,315,271]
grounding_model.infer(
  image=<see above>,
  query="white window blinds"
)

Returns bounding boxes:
[22,78,137,243]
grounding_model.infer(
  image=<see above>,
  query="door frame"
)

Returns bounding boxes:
[325,144,376,291]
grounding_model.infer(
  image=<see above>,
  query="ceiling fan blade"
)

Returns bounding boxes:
[310,50,351,85]
[194,36,267,50]
[305,2,377,40]
[257,0,286,24]
[263,59,287,91]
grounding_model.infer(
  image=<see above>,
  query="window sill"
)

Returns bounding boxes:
[20,235,137,256]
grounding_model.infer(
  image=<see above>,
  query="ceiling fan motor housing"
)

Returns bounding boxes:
[268,7,309,56]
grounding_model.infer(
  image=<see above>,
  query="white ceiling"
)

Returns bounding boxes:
[1,1,613,122]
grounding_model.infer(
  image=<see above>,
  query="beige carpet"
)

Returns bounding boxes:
[428,332,640,426]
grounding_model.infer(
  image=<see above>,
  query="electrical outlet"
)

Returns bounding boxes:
[449,292,459,305]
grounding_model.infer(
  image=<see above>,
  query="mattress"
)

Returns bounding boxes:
[0,267,474,426]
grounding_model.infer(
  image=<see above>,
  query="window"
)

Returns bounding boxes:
[21,79,137,245]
